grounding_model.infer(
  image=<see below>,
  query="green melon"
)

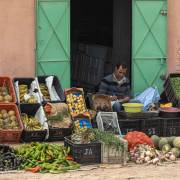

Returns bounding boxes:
[151,135,160,148]
[159,138,168,150]
[173,137,180,149]
[171,148,180,158]
[167,136,176,146]
[162,144,171,154]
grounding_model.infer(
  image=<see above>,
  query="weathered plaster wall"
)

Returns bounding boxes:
[0,0,178,77]
[168,0,180,73]
[0,0,35,77]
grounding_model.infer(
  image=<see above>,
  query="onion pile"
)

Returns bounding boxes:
[130,144,176,165]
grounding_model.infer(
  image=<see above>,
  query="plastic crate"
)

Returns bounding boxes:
[101,137,128,165]
[0,76,17,103]
[0,104,23,143]
[13,77,41,104]
[163,117,180,136]
[47,128,72,141]
[142,118,163,136]
[19,104,48,142]
[36,75,65,103]
[118,111,159,119]
[164,73,180,107]
[96,112,121,135]
[118,119,142,135]
[64,136,101,164]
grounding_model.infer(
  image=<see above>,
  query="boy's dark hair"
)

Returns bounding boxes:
[115,63,127,69]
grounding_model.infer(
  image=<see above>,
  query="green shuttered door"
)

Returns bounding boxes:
[36,0,70,88]
[132,0,167,95]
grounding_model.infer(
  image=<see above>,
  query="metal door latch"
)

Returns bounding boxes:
[160,10,167,16]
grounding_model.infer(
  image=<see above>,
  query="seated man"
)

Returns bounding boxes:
[98,63,130,112]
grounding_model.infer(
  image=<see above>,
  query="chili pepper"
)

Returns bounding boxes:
[25,166,42,173]
[66,156,74,161]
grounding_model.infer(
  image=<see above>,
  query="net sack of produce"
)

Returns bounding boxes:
[124,131,154,150]
[44,103,72,128]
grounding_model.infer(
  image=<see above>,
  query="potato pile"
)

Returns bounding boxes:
[0,86,13,103]
[21,113,43,131]
[39,83,50,101]
[0,109,19,129]
[66,93,86,115]
[19,85,37,104]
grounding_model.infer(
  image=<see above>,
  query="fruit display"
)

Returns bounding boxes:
[19,84,38,104]
[39,83,50,101]
[0,109,19,129]
[21,113,43,131]
[158,137,168,150]
[0,86,13,103]
[160,102,172,108]
[66,92,87,116]
[151,135,180,158]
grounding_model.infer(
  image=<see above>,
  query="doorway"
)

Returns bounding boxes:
[71,0,132,93]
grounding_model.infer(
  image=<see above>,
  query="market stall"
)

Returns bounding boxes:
[0,74,180,173]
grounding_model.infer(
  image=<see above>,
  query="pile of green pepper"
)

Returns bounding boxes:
[15,142,80,173]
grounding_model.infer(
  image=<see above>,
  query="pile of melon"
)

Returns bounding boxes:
[151,135,180,158]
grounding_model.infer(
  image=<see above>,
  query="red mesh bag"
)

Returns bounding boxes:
[124,131,154,150]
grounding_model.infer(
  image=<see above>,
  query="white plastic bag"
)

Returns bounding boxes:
[134,87,160,111]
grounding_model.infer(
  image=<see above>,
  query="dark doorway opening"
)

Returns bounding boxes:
[71,0,131,93]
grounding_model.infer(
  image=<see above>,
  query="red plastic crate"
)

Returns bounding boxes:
[0,104,23,143]
[0,76,17,103]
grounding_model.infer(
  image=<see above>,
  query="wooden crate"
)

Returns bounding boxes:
[101,137,128,165]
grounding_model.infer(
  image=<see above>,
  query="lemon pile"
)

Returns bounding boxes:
[66,93,86,115]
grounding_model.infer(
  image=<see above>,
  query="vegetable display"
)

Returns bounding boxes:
[0,144,22,171]
[15,142,80,173]
[171,77,180,98]
[71,119,93,144]
[92,129,125,151]
[44,103,72,128]
[130,144,176,165]
[124,131,154,150]
[0,109,19,129]
[0,84,13,103]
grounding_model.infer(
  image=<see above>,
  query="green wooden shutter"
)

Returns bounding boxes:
[132,0,167,95]
[36,0,70,88]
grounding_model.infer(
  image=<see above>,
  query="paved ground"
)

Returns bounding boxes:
[0,161,180,180]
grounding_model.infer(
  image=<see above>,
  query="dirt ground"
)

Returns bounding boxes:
[0,161,180,180]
